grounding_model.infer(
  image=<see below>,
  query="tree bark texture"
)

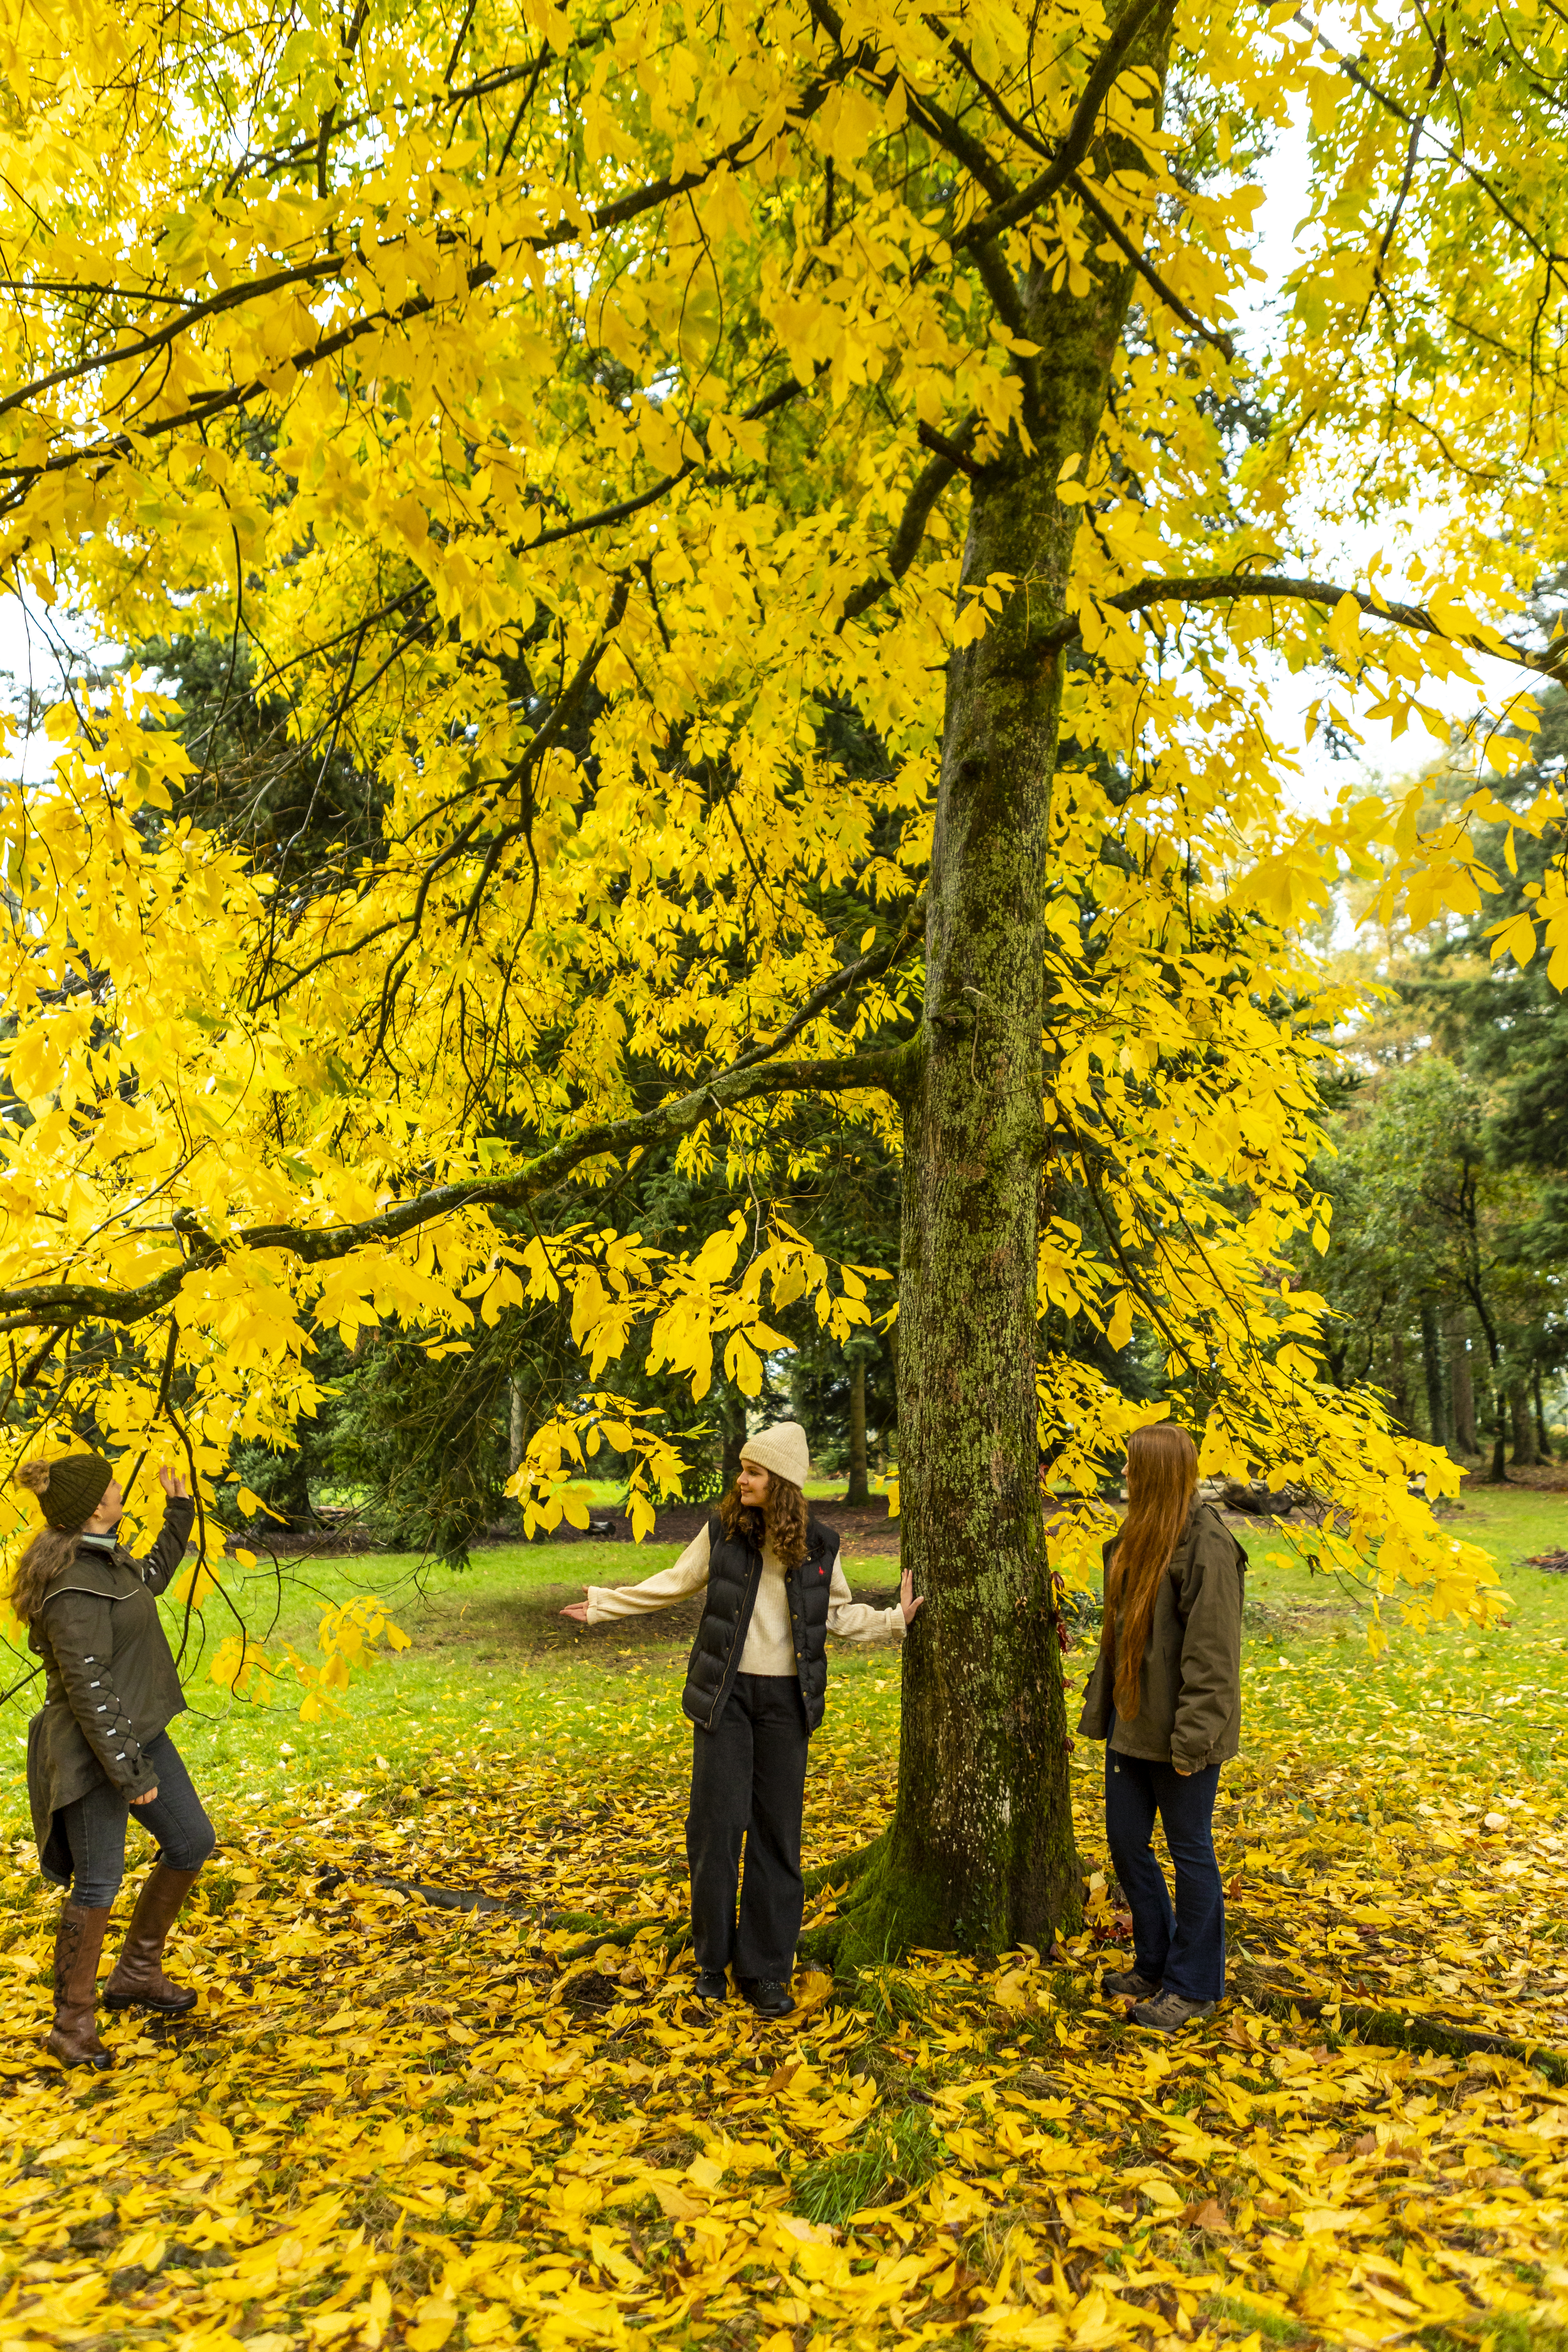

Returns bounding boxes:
[1448,1317,1476,1456]
[846,1354,870,1507]
[1419,1300,1451,1450]
[1510,1381,1537,1467]
[1464,1287,1509,1482]
[818,2,1175,1968]
[1389,1330,1412,1434]
[720,1389,746,1491]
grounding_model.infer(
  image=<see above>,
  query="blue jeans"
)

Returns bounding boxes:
[58,1731,216,1908]
[1104,1736,1225,2002]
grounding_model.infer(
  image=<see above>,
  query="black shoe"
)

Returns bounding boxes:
[694,1969,729,2002]
[740,1977,794,2018]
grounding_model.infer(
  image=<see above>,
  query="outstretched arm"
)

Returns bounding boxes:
[132,1468,196,1596]
[560,1523,711,1626]
[825,1556,923,1641]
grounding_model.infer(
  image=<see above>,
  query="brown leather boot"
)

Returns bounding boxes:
[103,1864,202,2013]
[47,1902,114,2070]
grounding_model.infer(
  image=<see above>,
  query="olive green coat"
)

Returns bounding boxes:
[26,1500,195,1881]
[1077,1501,1247,1771]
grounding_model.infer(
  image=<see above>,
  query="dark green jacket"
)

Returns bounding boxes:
[27,1500,195,1880]
[1077,1501,1246,1770]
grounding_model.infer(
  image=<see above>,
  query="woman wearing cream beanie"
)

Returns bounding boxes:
[563,1420,921,2015]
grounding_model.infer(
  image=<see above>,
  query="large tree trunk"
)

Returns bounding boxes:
[845,1355,870,1507]
[1510,1380,1538,1467]
[816,7,1173,1966]
[1389,1330,1412,1433]
[1448,1315,1477,1455]
[1419,1299,1451,1449]
[719,1388,747,1491]
[1535,1365,1554,1463]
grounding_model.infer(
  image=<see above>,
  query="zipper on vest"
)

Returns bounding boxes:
[707,1544,763,1724]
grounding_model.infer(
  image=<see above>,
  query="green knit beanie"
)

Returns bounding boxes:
[17,1452,113,1532]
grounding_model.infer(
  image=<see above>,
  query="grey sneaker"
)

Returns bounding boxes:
[1102,1966,1162,2000]
[1131,1988,1216,2032]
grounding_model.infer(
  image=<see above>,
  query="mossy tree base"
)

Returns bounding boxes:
[800,1830,1084,1977]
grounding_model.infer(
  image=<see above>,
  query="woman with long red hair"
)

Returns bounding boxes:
[1078,1423,1246,2032]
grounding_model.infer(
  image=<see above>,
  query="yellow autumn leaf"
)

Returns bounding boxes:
[1325,590,1363,666]
[171,1558,222,1608]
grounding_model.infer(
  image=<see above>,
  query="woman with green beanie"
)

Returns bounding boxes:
[12,1450,209,2070]
[563,1421,922,2016]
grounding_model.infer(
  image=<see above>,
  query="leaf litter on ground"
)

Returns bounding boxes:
[2,1625,1568,2350]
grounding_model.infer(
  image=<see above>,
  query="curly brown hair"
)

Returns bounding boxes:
[718,1471,810,1569]
[8,1526,80,1622]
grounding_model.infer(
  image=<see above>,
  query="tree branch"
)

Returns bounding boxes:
[526,371,808,551]
[947,0,1169,254]
[726,893,927,1073]
[0,74,848,501]
[805,0,1019,209]
[1292,9,1568,274]
[455,573,632,941]
[1034,570,1568,679]
[840,416,979,623]
[0,1048,916,1333]
[1066,172,1235,361]
[915,421,988,481]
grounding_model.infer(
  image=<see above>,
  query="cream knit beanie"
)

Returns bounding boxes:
[739,1421,811,1491]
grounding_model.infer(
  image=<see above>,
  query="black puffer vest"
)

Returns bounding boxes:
[682,1510,836,1733]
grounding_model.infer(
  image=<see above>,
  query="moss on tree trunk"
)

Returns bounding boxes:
[814,1,1174,1972]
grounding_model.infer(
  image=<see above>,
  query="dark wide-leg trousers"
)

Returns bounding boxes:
[687,1673,810,1981]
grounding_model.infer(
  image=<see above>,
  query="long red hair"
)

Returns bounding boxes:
[1100,1424,1199,1720]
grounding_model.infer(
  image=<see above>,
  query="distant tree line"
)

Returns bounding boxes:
[1302,685,1568,1479]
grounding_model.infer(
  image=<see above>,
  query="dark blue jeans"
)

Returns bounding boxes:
[1104,1736,1225,2002]
[59,1731,216,1908]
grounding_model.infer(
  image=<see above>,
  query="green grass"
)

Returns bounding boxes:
[1223,1481,1568,1782]
[788,2105,949,2226]
[0,1533,909,1830]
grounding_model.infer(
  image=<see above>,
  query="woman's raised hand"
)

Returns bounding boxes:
[157,1467,190,1500]
[560,1597,590,1623]
[899,1567,924,1626]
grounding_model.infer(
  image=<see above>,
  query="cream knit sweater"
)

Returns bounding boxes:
[585,1521,905,1675]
